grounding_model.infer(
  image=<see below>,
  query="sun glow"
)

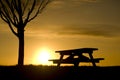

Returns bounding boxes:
[32,47,52,65]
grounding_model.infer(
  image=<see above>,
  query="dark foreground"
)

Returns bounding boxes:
[0,65,120,80]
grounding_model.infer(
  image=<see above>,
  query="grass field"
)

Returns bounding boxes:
[0,65,119,80]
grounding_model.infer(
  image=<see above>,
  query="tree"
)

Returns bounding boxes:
[0,0,51,66]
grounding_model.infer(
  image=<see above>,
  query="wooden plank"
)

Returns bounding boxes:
[49,58,104,64]
[55,48,98,52]
[55,48,98,55]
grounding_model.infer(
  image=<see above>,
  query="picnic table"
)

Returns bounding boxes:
[49,48,104,67]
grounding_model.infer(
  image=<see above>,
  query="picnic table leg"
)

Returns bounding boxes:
[74,62,79,67]
[89,52,96,67]
[57,54,64,67]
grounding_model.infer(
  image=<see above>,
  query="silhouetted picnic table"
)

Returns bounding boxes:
[49,48,104,67]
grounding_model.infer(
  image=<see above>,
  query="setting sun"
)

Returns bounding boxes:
[32,47,52,65]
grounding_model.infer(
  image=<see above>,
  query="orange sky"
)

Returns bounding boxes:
[0,0,120,66]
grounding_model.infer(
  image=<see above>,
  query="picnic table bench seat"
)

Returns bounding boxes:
[49,58,104,66]
[49,58,104,63]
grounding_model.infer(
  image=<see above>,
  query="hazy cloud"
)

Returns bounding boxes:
[50,0,99,8]
[26,23,120,38]
[74,0,98,3]
[54,24,120,37]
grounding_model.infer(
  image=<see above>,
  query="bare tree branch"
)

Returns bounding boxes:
[0,11,18,36]
[8,22,18,37]
[0,11,9,23]
[24,0,36,25]
[0,0,18,27]
[5,0,18,26]
[22,0,29,15]
[27,0,50,23]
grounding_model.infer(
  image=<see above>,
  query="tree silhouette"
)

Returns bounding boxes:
[0,0,51,66]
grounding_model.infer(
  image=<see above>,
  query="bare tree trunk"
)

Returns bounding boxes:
[0,0,51,66]
[18,28,24,66]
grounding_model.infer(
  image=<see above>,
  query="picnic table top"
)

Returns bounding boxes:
[55,48,98,55]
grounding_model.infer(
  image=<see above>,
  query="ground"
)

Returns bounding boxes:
[0,65,120,80]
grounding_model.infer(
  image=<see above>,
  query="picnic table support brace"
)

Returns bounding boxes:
[89,52,96,67]
[74,61,79,67]
[57,54,64,67]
